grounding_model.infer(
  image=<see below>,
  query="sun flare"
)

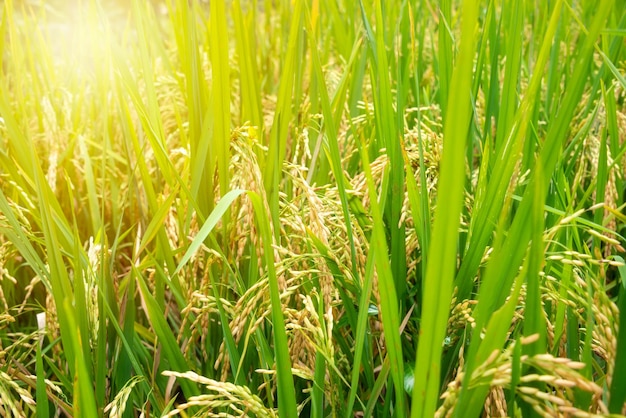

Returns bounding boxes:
[35,2,128,79]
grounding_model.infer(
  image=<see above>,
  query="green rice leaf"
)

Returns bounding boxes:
[411,1,480,416]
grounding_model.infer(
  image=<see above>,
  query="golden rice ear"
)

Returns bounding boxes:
[162,371,279,417]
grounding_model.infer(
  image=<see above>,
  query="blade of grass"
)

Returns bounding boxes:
[364,355,390,417]
[494,0,524,152]
[609,255,626,413]
[135,266,200,401]
[344,241,376,416]
[247,191,298,417]
[410,1,480,416]
[264,0,304,240]
[437,0,453,122]
[455,1,614,414]
[358,135,405,416]
[165,0,212,215]
[456,0,564,302]
[63,298,98,417]
[406,3,431,272]
[208,0,231,217]
[176,187,297,415]
[233,0,263,129]
[461,160,546,417]
[174,190,246,275]
[365,0,407,299]
[304,6,361,292]
[35,315,49,418]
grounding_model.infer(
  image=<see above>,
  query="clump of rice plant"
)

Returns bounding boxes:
[0,0,626,417]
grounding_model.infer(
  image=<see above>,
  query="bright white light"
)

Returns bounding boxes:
[41,3,123,79]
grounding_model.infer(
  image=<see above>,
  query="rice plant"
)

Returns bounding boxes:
[0,0,625,416]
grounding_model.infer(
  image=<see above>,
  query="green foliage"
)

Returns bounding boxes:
[0,0,625,416]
